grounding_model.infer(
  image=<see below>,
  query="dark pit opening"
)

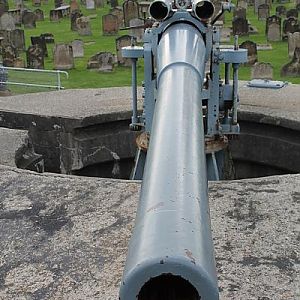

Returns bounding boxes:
[138,274,200,300]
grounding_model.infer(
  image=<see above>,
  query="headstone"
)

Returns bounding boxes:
[110,7,123,27]
[254,0,265,13]
[76,16,92,35]
[50,9,63,22]
[258,4,269,20]
[251,62,273,79]
[102,14,118,35]
[87,52,114,71]
[86,0,95,9]
[2,44,17,67]
[31,35,48,57]
[11,29,25,51]
[34,8,44,21]
[13,57,25,68]
[56,5,70,18]
[116,35,136,66]
[32,0,41,6]
[40,33,55,43]
[0,13,15,30]
[240,40,258,65]
[281,47,300,77]
[22,11,36,28]
[129,18,144,42]
[26,44,44,69]
[220,27,231,42]
[123,0,139,27]
[53,43,74,70]
[266,15,281,41]
[95,0,104,8]
[282,17,299,40]
[276,5,286,17]
[232,17,249,36]
[288,32,300,58]
[110,0,118,8]
[70,0,80,12]
[70,10,82,30]
[71,39,84,57]
[234,7,246,19]
[237,0,247,9]
[8,9,21,26]
[286,8,298,19]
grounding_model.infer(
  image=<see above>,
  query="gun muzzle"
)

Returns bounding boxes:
[192,0,215,20]
[149,0,171,21]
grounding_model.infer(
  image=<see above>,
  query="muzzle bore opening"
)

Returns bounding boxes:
[149,1,169,21]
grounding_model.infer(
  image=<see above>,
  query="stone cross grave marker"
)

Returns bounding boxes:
[266,15,281,41]
[102,13,118,35]
[87,52,115,71]
[76,16,92,35]
[27,44,44,69]
[283,17,299,40]
[0,13,15,30]
[129,18,144,42]
[34,8,44,21]
[251,62,273,79]
[240,40,257,65]
[288,32,300,58]
[258,4,269,20]
[281,47,300,77]
[123,0,139,27]
[232,17,249,36]
[53,43,74,70]
[116,35,136,66]
[71,39,84,57]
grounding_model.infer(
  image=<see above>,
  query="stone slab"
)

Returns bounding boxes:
[0,127,27,167]
[0,166,299,299]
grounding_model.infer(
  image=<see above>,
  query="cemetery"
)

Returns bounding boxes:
[0,0,299,299]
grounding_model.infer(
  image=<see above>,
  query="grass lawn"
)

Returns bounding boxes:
[7,0,300,92]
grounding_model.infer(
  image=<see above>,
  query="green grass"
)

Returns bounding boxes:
[7,0,300,92]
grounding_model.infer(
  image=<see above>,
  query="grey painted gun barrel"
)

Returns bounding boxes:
[119,23,219,300]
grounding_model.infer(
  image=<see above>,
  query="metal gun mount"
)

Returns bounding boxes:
[120,1,247,299]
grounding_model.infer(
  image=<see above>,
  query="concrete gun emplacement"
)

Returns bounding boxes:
[120,1,247,299]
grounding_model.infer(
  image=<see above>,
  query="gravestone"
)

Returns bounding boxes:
[50,9,63,22]
[70,10,82,30]
[251,62,273,79]
[110,7,123,27]
[110,0,118,8]
[2,44,17,67]
[220,27,231,42]
[234,7,246,19]
[288,32,300,57]
[95,0,104,8]
[76,16,92,35]
[232,17,249,36]
[0,13,15,30]
[40,33,54,43]
[282,17,299,40]
[286,8,298,19]
[26,44,44,69]
[237,0,247,9]
[240,40,257,65]
[32,0,41,6]
[276,5,286,17]
[87,52,114,71]
[281,47,300,77]
[53,43,74,70]
[86,0,95,9]
[11,29,25,51]
[71,39,84,57]
[13,57,25,68]
[123,0,139,27]
[22,11,36,28]
[258,4,269,20]
[129,18,144,42]
[116,35,136,66]
[266,15,281,41]
[34,8,44,21]
[31,35,48,57]
[8,9,21,26]
[254,0,265,13]
[102,13,118,35]
[70,0,80,12]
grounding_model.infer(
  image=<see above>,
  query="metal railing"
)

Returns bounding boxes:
[0,66,69,93]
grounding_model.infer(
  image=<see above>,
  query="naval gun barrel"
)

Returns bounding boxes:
[119,23,219,300]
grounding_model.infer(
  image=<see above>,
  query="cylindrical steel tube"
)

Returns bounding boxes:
[149,0,171,21]
[119,23,219,300]
[192,0,215,20]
